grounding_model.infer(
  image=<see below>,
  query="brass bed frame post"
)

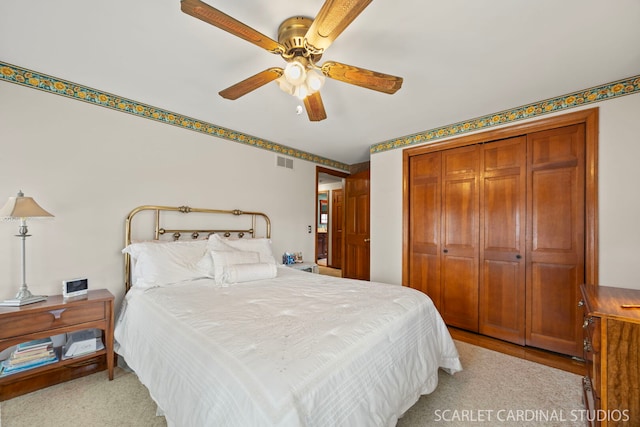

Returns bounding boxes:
[252,215,256,238]
[154,209,160,240]
[264,213,271,238]
[123,208,135,293]
[249,211,271,238]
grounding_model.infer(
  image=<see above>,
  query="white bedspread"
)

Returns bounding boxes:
[114,266,461,427]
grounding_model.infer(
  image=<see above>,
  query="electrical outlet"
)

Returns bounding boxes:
[308,225,312,233]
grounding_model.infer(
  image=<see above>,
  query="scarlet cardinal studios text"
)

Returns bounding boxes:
[433,409,630,423]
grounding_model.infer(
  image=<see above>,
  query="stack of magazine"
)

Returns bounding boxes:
[63,329,103,359]
[0,337,58,377]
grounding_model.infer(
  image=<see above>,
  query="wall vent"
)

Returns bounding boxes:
[276,155,294,170]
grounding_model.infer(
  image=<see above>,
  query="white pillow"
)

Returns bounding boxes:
[208,234,276,265]
[224,262,277,284]
[210,250,260,284]
[123,240,210,288]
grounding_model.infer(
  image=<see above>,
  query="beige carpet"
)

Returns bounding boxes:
[0,341,583,426]
[397,341,585,427]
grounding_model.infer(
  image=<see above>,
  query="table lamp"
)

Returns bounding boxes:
[0,191,54,306]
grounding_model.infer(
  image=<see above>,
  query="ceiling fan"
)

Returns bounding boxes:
[181,0,404,121]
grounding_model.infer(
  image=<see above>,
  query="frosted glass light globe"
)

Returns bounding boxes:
[306,70,325,92]
[284,60,306,86]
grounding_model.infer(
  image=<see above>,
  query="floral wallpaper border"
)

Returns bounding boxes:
[371,75,640,154]
[2,61,638,166]
[0,61,351,172]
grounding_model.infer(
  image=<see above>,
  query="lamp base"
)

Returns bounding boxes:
[0,294,47,307]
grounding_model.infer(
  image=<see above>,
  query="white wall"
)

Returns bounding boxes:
[0,82,319,306]
[371,93,640,290]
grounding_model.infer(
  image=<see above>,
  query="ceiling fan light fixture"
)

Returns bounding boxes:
[278,57,325,100]
[295,84,309,100]
[276,76,295,95]
[283,59,307,86]
[306,69,325,92]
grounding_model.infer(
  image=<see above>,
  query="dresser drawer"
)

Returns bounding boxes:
[583,314,601,400]
[584,315,600,352]
[0,301,106,339]
[582,376,599,427]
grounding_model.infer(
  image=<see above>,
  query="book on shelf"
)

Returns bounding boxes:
[1,337,58,377]
[5,348,55,366]
[15,337,52,353]
[1,355,58,376]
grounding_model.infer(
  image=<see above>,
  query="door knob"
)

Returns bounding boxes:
[443,249,448,253]
[364,238,370,243]
[516,254,522,259]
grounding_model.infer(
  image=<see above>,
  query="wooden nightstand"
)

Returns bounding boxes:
[0,289,114,401]
[286,262,319,273]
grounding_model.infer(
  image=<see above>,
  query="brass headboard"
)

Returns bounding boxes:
[124,205,271,292]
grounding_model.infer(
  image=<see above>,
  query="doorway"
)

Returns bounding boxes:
[316,167,349,276]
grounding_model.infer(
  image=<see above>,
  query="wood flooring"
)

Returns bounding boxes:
[449,327,585,376]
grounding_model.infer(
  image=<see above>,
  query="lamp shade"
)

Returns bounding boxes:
[0,191,54,220]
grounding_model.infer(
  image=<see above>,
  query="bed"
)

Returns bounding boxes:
[114,205,462,427]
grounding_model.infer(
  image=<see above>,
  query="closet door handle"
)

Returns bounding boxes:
[516,254,522,259]
[443,249,448,253]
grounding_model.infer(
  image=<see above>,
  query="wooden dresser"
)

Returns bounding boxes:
[580,284,640,427]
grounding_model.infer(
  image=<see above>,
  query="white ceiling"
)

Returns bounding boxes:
[2,0,639,165]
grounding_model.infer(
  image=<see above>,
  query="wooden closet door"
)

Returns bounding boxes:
[479,137,526,344]
[526,124,585,357]
[441,146,480,331]
[407,152,442,309]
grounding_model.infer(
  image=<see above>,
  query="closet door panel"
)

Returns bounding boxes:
[529,263,579,347]
[442,255,477,330]
[482,176,521,253]
[481,260,522,340]
[441,146,479,331]
[479,137,526,344]
[408,153,442,307]
[531,169,578,256]
[443,179,477,251]
[526,124,585,357]
[409,253,439,302]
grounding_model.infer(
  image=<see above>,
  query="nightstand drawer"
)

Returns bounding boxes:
[0,301,106,339]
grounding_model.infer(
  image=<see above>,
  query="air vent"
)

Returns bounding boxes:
[276,155,294,170]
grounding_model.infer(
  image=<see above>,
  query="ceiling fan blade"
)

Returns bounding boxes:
[305,0,372,53]
[303,91,328,122]
[219,68,283,100]
[321,61,403,94]
[181,0,285,54]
